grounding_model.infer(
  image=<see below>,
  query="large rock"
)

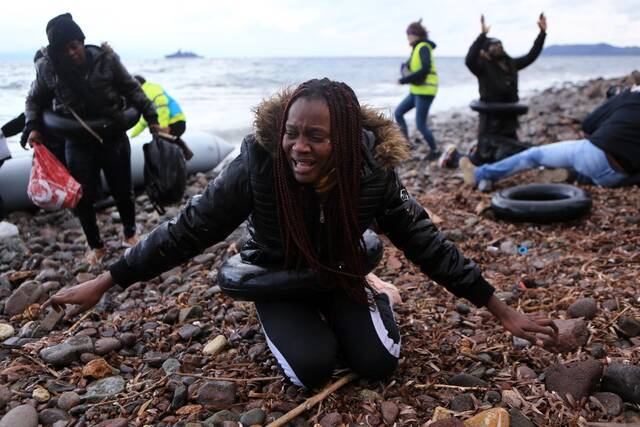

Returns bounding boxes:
[4,281,43,315]
[601,363,640,404]
[544,319,589,353]
[0,404,38,427]
[85,376,126,401]
[40,335,94,367]
[567,298,598,320]
[544,359,603,402]
[197,381,237,409]
[617,316,640,338]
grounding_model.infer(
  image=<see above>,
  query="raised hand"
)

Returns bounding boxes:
[481,14,490,34]
[538,12,547,32]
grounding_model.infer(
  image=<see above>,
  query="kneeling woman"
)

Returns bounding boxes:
[46,79,556,389]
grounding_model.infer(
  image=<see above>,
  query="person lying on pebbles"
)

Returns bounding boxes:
[44,78,558,389]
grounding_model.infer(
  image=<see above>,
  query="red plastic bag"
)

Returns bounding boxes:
[27,143,82,209]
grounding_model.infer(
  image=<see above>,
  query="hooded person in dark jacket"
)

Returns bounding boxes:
[465,13,547,164]
[25,13,161,264]
[45,79,557,389]
[460,87,640,190]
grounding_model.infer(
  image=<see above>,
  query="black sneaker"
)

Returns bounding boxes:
[426,149,442,161]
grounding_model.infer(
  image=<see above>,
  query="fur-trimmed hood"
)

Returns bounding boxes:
[251,88,409,171]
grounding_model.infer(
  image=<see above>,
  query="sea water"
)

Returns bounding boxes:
[1,55,638,150]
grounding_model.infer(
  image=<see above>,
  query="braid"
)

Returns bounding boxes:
[274,79,368,302]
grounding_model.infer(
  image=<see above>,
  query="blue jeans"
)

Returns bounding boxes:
[475,139,628,187]
[394,94,437,150]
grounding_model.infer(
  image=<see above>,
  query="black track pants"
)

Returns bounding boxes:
[255,289,401,389]
[66,133,136,249]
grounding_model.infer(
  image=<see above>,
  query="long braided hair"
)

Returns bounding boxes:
[274,78,367,302]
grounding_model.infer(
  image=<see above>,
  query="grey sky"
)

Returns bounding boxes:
[1,0,638,58]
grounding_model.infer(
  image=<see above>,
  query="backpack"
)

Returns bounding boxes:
[143,135,186,214]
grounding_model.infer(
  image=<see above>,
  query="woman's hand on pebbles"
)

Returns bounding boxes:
[486,294,557,347]
[42,272,115,319]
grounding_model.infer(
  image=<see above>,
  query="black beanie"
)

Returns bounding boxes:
[46,13,85,51]
[484,37,502,49]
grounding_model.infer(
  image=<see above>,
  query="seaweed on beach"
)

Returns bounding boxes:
[0,75,639,426]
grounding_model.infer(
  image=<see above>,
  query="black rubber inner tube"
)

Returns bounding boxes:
[470,100,529,115]
[42,106,141,139]
[218,229,383,301]
[491,183,592,223]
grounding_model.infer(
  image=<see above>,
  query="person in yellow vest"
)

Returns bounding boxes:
[131,75,186,138]
[394,20,439,160]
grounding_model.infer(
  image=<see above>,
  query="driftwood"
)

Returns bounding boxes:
[266,373,358,427]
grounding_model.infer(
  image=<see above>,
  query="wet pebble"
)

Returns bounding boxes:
[4,281,43,315]
[57,391,81,410]
[0,323,15,340]
[617,316,640,338]
[202,335,227,356]
[601,363,640,404]
[0,404,38,427]
[85,376,126,401]
[204,409,239,424]
[178,324,202,340]
[593,392,624,417]
[544,319,588,353]
[38,408,68,425]
[381,400,399,423]
[319,412,342,427]
[94,337,122,355]
[197,381,237,409]
[545,359,603,401]
[32,386,50,402]
[516,365,537,380]
[179,306,203,323]
[162,358,181,375]
[240,408,266,426]
[567,297,598,320]
[448,373,488,388]
[40,335,94,367]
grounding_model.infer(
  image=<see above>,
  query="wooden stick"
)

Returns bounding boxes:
[172,373,282,383]
[414,383,488,391]
[65,310,94,336]
[586,423,640,427]
[12,350,61,379]
[266,373,358,427]
[604,306,630,329]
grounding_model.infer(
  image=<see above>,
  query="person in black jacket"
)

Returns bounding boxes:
[460,88,640,189]
[465,14,547,164]
[24,13,161,264]
[44,79,556,389]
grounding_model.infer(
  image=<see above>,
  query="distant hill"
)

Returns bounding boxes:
[544,43,640,56]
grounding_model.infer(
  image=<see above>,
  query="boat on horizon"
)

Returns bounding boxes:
[165,49,202,59]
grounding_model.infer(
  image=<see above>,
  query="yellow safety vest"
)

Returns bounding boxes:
[130,82,186,137]
[409,41,438,96]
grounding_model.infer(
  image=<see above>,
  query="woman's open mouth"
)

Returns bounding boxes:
[292,158,317,173]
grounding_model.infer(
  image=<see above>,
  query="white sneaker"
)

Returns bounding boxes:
[459,156,477,187]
